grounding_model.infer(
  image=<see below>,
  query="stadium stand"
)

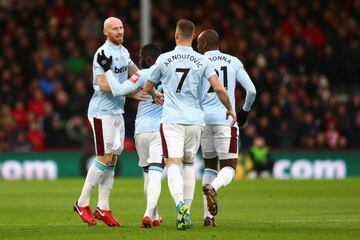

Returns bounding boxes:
[0,0,359,151]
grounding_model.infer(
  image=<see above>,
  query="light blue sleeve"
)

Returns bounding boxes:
[148,57,163,84]
[134,70,147,89]
[235,59,256,111]
[204,60,217,80]
[93,50,105,76]
[128,59,136,68]
[106,71,137,97]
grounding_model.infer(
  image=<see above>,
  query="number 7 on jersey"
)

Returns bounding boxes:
[176,68,190,93]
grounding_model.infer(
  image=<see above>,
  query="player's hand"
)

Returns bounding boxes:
[129,89,148,101]
[97,50,112,71]
[226,110,237,126]
[152,91,164,105]
[237,109,249,128]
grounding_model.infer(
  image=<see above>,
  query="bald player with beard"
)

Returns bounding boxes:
[73,17,141,227]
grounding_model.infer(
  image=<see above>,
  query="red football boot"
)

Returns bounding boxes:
[73,201,96,225]
[93,207,122,227]
[142,216,152,228]
[152,216,163,227]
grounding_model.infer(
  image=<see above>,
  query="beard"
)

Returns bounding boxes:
[109,34,123,45]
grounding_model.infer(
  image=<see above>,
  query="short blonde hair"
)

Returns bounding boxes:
[176,19,195,39]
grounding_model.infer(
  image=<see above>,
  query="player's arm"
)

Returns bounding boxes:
[126,89,148,101]
[204,60,236,125]
[96,73,139,96]
[143,59,164,105]
[143,80,155,95]
[208,74,236,126]
[128,63,139,77]
[236,65,256,127]
[96,75,111,92]
[143,80,163,105]
[96,50,139,97]
[125,71,148,101]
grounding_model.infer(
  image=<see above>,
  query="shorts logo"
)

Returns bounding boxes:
[106,142,113,150]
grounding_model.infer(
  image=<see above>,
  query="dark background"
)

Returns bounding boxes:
[0,0,359,152]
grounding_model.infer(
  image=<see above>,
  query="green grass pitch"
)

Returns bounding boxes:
[0,178,359,240]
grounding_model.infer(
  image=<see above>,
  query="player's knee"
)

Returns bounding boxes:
[203,156,218,171]
[220,158,237,171]
[110,154,118,165]
[148,162,165,172]
[143,165,149,173]
[96,155,106,165]
[165,158,182,166]
[183,156,195,165]
[202,151,217,159]
[96,154,113,166]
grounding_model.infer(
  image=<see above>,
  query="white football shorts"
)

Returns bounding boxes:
[88,115,125,156]
[160,123,202,163]
[201,125,238,160]
[135,132,163,167]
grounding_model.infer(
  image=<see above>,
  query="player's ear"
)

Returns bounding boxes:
[175,32,179,41]
[204,41,209,50]
[145,56,151,66]
[103,28,108,37]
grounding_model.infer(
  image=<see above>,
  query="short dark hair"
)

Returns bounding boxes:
[199,29,219,49]
[176,19,195,39]
[141,43,161,59]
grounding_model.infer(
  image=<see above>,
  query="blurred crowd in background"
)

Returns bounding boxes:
[0,0,359,152]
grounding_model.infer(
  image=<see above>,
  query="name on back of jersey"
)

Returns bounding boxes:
[164,54,203,68]
[208,55,231,64]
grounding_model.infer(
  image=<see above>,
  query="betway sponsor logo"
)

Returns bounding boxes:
[273,159,346,179]
[0,160,58,180]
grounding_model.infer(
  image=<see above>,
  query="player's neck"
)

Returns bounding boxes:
[205,48,218,53]
[106,39,121,46]
[176,40,192,47]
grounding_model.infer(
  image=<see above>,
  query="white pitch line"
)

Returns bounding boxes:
[224,218,360,223]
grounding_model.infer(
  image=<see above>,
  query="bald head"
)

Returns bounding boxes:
[103,17,124,45]
[197,29,219,54]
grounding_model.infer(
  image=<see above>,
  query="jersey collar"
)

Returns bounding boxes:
[204,50,221,55]
[105,40,122,49]
[175,46,193,51]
